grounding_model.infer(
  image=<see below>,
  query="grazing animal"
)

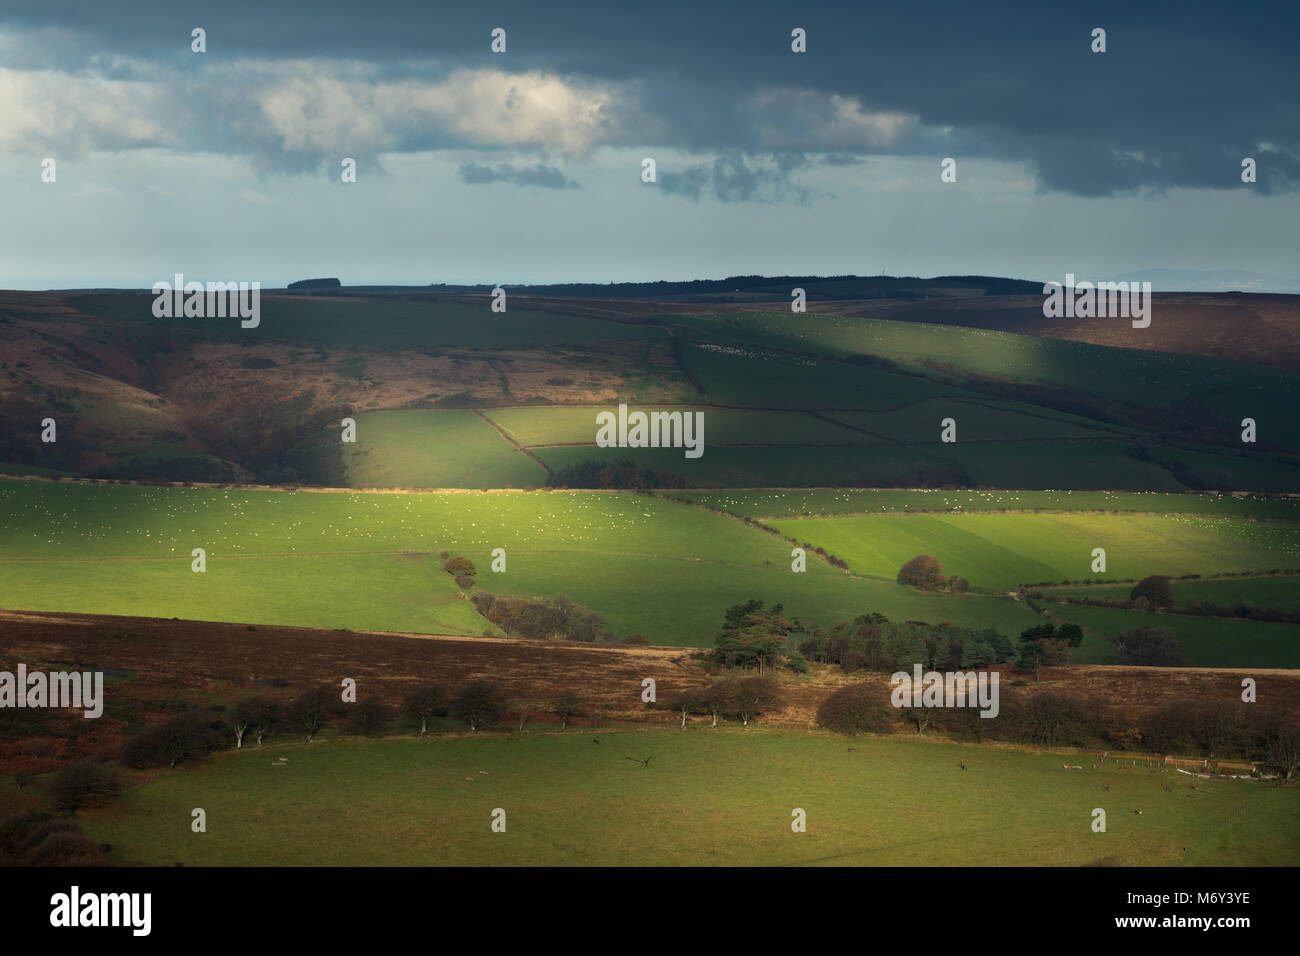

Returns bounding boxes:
[959,761,967,771]
[847,747,856,752]
[626,755,654,768]
[1102,784,1110,791]
[1161,784,1173,793]
[592,738,600,744]
[1131,809,1143,815]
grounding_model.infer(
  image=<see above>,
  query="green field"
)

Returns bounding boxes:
[665,489,1300,520]
[5,479,1299,658]
[1055,605,1300,668]
[673,311,1300,450]
[483,405,869,447]
[73,730,1300,866]
[343,410,546,488]
[772,512,1300,588]
[0,479,1042,645]
[37,297,1297,493]
[1042,575,1300,613]
[823,398,1120,443]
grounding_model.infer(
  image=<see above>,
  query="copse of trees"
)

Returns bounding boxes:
[1014,622,1081,681]
[668,677,783,728]
[799,612,1013,673]
[1116,625,1186,667]
[1130,575,1174,607]
[897,554,946,591]
[120,710,228,769]
[713,600,808,674]
[444,555,477,590]
[471,591,615,642]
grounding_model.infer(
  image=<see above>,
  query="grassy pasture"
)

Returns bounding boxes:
[73,730,1300,866]
[1057,605,1300,669]
[674,312,1300,449]
[678,340,962,410]
[772,513,1300,589]
[823,399,1119,443]
[665,489,1300,520]
[2,480,1293,657]
[483,405,868,447]
[942,441,1189,490]
[0,479,1040,645]
[1042,575,1300,613]
[342,410,546,489]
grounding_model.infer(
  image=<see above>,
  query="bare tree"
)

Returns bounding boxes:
[290,685,341,743]
[553,692,581,731]
[403,683,447,735]
[1264,723,1300,784]
[452,680,506,732]
[727,676,782,727]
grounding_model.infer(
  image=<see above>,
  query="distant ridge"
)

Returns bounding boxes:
[287,277,342,290]
[269,274,1044,301]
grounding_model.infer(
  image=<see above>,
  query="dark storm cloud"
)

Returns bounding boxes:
[457,161,578,188]
[660,154,823,203]
[3,0,1298,196]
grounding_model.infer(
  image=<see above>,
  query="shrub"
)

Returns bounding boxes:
[453,573,475,589]
[947,575,970,593]
[816,684,898,735]
[348,696,396,736]
[444,556,477,578]
[48,760,119,812]
[898,555,946,590]
[121,711,227,769]
[1130,575,1174,607]
[1017,691,1093,747]
[1116,626,1186,667]
[620,634,650,645]
[0,813,108,866]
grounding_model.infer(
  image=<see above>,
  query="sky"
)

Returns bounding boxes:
[0,0,1296,289]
